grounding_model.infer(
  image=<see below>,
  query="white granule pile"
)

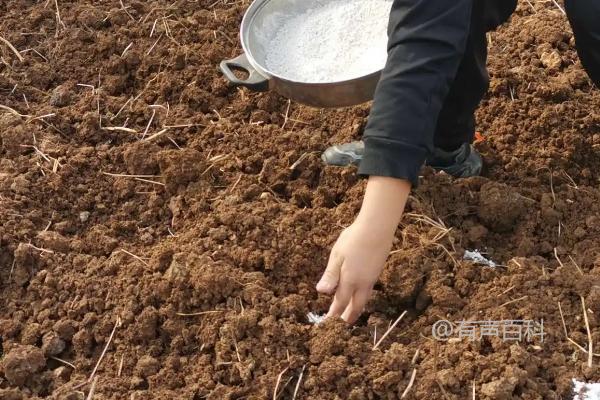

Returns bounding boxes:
[265,0,392,83]
[463,250,499,268]
[307,312,327,325]
[572,379,600,400]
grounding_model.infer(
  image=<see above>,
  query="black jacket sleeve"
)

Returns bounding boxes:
[358,0,474,187]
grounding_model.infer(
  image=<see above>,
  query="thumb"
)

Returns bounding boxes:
[317,251,342,294]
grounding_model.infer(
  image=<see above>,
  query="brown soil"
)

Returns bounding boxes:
[1,1,600,399]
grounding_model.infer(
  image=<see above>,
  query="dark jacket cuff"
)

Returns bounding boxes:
[357,136,427,187]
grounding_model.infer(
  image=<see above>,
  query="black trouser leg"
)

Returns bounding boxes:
[433,0,516,152]
[565,0,600,87]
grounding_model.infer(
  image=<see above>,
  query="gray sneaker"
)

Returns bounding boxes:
[320,141,364,166]
[321,141,482,178]
[427,143,483,178]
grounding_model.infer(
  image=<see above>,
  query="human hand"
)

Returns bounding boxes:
[316,220,395,324]
[316,176,411,324]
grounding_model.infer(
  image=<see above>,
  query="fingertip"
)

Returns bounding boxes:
[326,302,342,319]
[341,309,359,325]
[316,281,335,294]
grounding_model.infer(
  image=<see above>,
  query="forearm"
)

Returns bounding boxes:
[355,176,411,237]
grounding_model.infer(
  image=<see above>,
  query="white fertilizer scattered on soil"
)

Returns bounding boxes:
[572,379,600,400]
[307,312,327,325]
[265,0,392,83]
[463,250,499,268]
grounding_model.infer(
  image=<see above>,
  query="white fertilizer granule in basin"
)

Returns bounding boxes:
[265,0,392,83]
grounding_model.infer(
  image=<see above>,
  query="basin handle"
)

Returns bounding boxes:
[220,54,269,92]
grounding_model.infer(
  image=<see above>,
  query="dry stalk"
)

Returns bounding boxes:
[401,368,417,399]
[8,259,16,281]
[134,177,165,186]
[142,109,156,139]
[101,172,162,179]
[119,249,149,266]
[558,221,562,238]
[27,113,56,123]
[549,169,556,205]
[150,19,159,37]
[433,243,459,269]
[562,170,579,189]
[281,99,292,130]
[498,296,528,308]
[23,93,30,109]
[1,56,12,69]
[0,35,24,62]
[121,42,133,57]
[373,310,407,350]
[164,123,205,129]
[551,0,566,14]
[497,285,516,297]
[411,348,420,364]
[85,376,98,400]
[209,154,228,163]
[50,356,76,369]
[373,326,377,346]
[96,92,101,128]
[292,365,306,400]
[77,83,96,94]
[167,136,181,149]
[146,34,162,56]
[119,0,135,21]
[581,296,593,367]
[228,174,243,193]
[436,379,451,400]
[112,97,132,120]
[20,48,48,62]
[117,354,124,377]
[231,334,241,363]
[102,126,138,134]
[75,317,121,390]
[54,0,66,31]
[568,255,584,275]
[0,104,30,118]
[554,248,565,269]
[558,301,571,338]
[276,376,294,400]
[289,152,314,170]
[273,367,289,400]
[89,317,121,379]
[176,311,224,316]
[405,213,451,244]
[21,145,52,163]
[28,243,54,254]
[558,301,600,357]
[144,128,169,141]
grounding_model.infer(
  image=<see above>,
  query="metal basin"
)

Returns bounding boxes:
[219,0,388,108]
